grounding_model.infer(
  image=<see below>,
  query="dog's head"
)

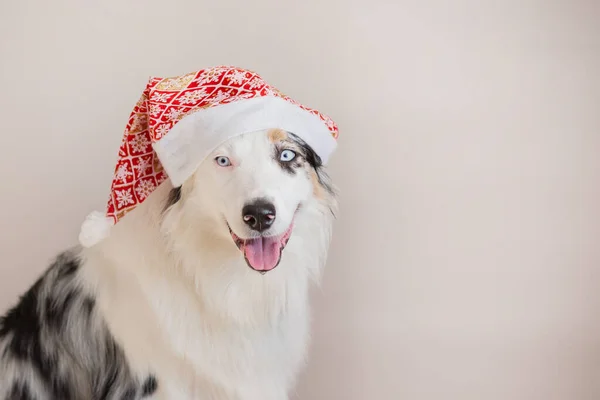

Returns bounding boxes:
[163,129,337,275]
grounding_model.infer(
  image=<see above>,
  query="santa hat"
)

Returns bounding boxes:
[78,66,339,248]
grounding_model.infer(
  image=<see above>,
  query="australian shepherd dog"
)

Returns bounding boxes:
[0,128,337,399]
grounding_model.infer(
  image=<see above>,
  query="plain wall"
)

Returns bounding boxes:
[1,0,599,399]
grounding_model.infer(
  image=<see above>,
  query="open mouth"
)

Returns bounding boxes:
[228,223,294,273]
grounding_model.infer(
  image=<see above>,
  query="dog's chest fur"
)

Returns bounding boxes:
[86,262,310,399]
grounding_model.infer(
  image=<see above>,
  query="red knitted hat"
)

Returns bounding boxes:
[79,66,339,247]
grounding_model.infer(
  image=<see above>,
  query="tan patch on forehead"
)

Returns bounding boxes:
[267,128,288,143]
[310,169,324,199]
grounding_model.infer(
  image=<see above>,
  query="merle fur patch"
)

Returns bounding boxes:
[0,250,142,399]
[285,132,335,196]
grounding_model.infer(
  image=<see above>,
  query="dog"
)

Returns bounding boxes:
[0,128,337,399]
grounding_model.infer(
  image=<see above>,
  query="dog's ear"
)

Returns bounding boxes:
[164,170,198,212]
[164,186,182,211]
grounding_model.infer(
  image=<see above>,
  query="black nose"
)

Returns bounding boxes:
[242,200,276,232]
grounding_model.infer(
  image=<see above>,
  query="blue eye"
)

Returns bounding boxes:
[215,156,231,167]
[279,149,296,162]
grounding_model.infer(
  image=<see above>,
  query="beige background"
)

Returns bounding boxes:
[1,0,599,399]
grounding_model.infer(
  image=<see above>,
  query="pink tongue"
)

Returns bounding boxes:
[243,236,283,271]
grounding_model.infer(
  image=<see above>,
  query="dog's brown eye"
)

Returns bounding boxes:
[279,149,296,162]
[215,156,231,167]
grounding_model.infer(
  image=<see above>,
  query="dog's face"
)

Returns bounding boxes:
[169,129,336,274]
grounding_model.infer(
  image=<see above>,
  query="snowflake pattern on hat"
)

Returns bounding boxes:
[104,66,339,226]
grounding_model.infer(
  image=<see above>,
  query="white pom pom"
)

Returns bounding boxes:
[78,211,114,248]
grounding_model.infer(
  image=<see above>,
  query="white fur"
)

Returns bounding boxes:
[78,130,336,399]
